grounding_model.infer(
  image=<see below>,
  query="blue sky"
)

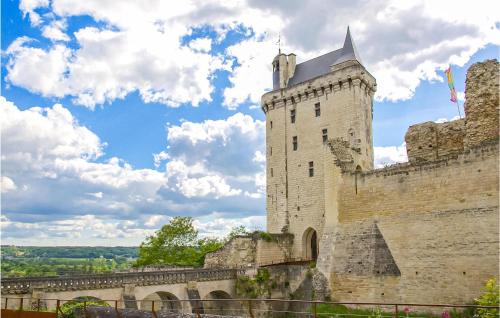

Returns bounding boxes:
[1,0,499,245]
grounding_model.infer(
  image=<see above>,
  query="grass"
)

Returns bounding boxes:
[314,304,477,318]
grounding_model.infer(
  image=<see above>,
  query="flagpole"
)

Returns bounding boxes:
[455,100,462,119]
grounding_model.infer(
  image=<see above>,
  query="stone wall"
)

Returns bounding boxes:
[329,142,499,303]
[405,120,466,163]
[405,59,498,163]
[464,59,499,147]
[204,237,256,269]
[203,234,293,268]
[255,234,293,265]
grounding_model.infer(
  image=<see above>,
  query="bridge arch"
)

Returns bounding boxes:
[141,291,181,312]
[302,227,318,261]
[203,290,239,316]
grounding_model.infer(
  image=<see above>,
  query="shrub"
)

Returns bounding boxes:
[60,297,110,318]
[475,278,499,318]
[258,231,274,242]
[236,268,277,298]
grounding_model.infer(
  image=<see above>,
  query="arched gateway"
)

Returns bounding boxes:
[302,227,319,261]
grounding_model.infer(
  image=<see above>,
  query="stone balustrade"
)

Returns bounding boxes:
[1,268,244,294]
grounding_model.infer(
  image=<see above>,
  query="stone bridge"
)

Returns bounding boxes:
[1,268,245,313]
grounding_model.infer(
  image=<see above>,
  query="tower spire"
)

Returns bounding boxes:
[339,26,362,64]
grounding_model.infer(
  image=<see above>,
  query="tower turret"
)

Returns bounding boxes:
[272,53,297,90]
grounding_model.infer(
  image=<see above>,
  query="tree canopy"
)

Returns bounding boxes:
[135,216,225,267]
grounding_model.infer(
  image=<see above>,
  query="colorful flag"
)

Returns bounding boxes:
[445,66,458,103]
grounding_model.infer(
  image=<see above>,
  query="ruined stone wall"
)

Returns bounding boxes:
[405,120,466,163]
[255,234,293,265]
[329,142,499,303]
[405,59,498,163]
[204,237,256,269]
[464,59,499,147]
[203,234,293,268]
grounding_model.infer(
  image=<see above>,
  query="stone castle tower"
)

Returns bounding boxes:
[261,28,377,259]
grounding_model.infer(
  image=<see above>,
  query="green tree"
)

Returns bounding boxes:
[135,216,223,267]
[227,225,249,241]
[475,278,499,318]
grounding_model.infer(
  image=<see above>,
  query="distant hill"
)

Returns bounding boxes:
[1,246,139,259]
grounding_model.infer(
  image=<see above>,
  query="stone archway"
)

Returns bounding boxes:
[141,291,181,313]
[302,227,319,261]
[203,290,239,316]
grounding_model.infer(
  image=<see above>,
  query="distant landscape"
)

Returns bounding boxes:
[1,246,138,277]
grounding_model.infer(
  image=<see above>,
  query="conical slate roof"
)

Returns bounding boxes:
[337,26,363,65]
[284,27,363,88]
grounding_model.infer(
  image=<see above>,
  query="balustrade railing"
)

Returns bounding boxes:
[1,268,242,294]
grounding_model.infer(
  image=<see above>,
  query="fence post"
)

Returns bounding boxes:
[4,298,8,310]
[115,300,120,318]
[151,300,158,318]
[395,304,399,318]
[313,302,318,318]
[56,300,61,318]
[19,298,24,311]
[38,299,41,312]
[248,299,255,318]
[83,301,87,318]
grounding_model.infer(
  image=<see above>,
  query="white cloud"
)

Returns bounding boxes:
[144,214,169,227]
[42,20,70,42]
[7,0,500,109]
[1,176,18,193]
[86,192,103,198]
[19,0,49,26]
[166,159,242,199]
[223,38,276,109]
[166,113,265,197]
[1,98,266,244]
[252,150,265,163]
[374,143,408,168]
[168,112,263,146]
[6,41,72,98]
[435,115,461,123]
[5,24,225,108]
[0,97,168,220]
[189,37,212,53]
[1,214,157,245]
[194,213,265,237]
[153,151,170,168]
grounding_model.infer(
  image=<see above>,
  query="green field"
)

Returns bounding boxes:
[1,246,138,277]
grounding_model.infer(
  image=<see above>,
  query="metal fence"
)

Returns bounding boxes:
[1,297,498,318]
